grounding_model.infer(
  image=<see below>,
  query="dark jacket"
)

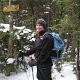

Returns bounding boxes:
[26,30,53,66]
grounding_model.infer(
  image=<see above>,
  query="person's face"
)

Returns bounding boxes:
[36,24,44,33]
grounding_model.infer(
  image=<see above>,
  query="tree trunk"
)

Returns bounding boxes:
[71,34,76,57]
[76,40,80,80]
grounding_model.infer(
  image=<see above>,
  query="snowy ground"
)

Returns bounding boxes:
[0,66,38,80]
[0,63,77,80]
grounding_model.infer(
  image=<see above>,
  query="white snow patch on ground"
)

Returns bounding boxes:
[0,64,77,80]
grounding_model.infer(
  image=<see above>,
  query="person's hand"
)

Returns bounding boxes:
[18,50,26,57]
[28,59,37,67]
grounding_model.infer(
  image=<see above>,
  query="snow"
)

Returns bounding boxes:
[0,23,31,33]
[0,66,38,80]
[13,26,25,29]
[0,23,10,32]
[6,58,15,64]
[23,29,32,33]
[52,63,76,80]
[0,23,35,41]
[0,63,77,80]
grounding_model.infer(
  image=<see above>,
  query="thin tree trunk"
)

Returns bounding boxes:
[76,40,80,80]
[71,34,75,57]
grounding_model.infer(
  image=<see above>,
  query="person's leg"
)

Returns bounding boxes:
[37,65,52,80]
[37,66,42,80]
[42,66,52,80]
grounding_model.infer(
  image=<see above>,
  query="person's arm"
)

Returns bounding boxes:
[18,46,36,57]
[25,47,36,56]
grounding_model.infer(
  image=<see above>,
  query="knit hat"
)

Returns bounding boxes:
[36,18,46,29]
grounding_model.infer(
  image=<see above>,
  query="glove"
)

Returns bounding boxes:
[28,59,37,67]
[18,50,26,57]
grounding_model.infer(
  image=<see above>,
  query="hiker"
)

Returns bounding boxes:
[18,18,53,80]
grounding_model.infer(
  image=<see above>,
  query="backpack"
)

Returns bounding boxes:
[45,32,64,60]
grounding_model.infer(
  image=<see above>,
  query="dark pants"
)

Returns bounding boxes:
[37,64,52,80]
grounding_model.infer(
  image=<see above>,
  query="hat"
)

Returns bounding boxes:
[36,18,46,29]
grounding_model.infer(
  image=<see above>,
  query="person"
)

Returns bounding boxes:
[18,18,53,80]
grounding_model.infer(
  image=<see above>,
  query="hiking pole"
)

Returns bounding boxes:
[25,68,29,80]
[29,57,47,80]
[32,67,34,80]
[29,57,34,80]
